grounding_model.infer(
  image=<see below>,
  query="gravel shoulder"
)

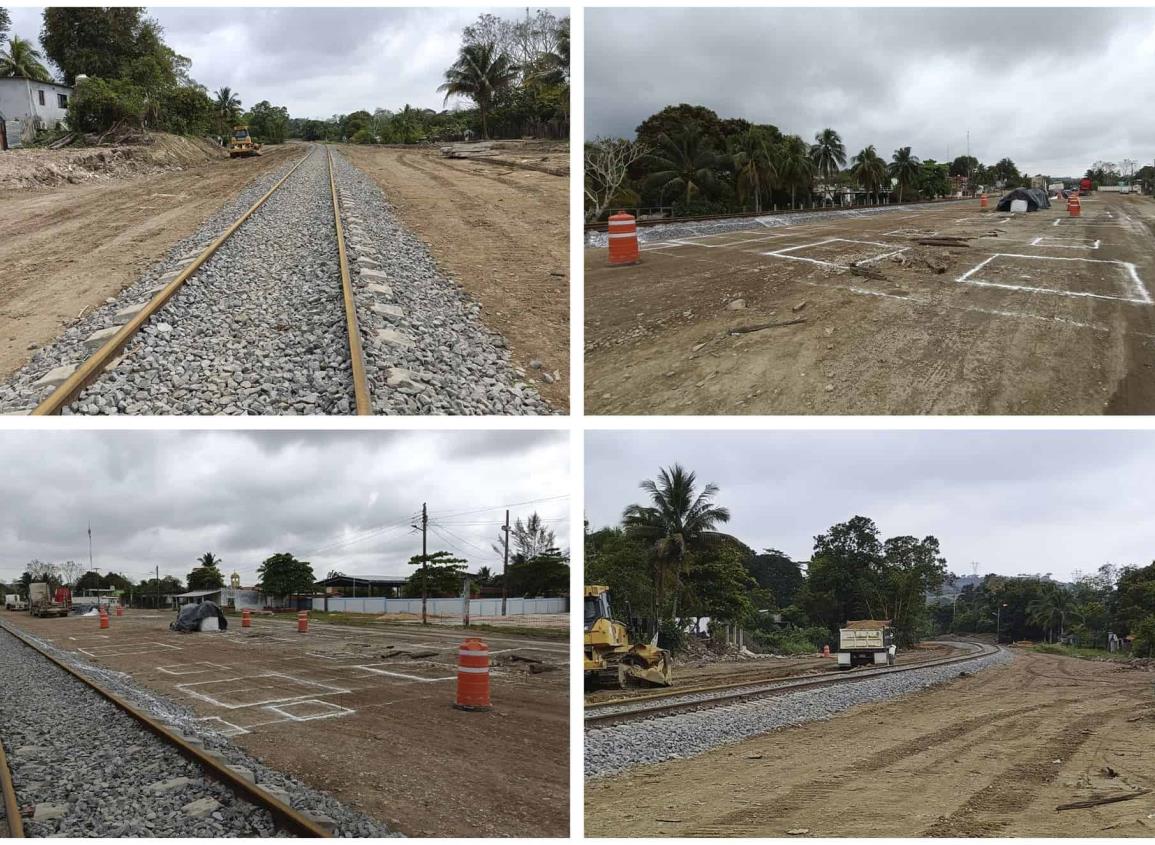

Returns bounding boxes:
[341,145,569,410]
[586,649,1155,837]
[0,143,295,382]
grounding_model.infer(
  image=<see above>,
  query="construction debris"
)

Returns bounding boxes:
[728,318,806,336]
[1056,790,1152,811]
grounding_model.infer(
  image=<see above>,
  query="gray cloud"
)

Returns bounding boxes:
[587,7,1155,176]
[0,430,569,586]
[8,7,561,119]
[585,430,1155,581]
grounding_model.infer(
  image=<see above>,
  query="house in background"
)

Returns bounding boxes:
[0,76,72,150]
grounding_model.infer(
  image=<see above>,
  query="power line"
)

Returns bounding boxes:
[433,494,568,521]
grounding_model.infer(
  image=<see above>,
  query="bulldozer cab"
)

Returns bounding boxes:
[228,125,261,158]
[584,585,613,632]
[583,584,672,689]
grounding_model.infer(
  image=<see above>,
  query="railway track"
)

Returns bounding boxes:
[585,640,999,728]
[26,145,369,416]
[0,621,333,837]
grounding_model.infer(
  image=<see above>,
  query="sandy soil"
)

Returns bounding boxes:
[586,194,1155,415]
[586,650,1155,837]
[0,144,297,380]
[4,611,569,838]
[342,144,569,410]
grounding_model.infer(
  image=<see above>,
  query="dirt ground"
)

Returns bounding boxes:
[586,194,1155,414]
[585,642,956,705]
[0,143,297,380]
[342,144,570,410]
[586,650,1155,837]
[3,610,569,838]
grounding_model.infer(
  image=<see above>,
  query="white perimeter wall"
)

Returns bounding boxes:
[318,596,567,616]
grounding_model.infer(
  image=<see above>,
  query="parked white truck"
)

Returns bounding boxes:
[837,620,896,669]
[4,593,27,611]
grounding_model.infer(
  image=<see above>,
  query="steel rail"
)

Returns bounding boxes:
[0,621,331,838]
[585,641,998,728]
[32,147,311,415]
[325,147,371,414]
[0,723,24,838]
[584,196,974,233]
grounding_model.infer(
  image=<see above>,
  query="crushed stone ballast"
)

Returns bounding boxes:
[585,643,1012,779]
[0,143,546,416]
[0,622,399,837]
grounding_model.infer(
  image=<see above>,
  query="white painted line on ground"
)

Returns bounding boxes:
[352,665,456,682]
[157,661,231,676]
[263,699,355,722]
[955,252,1151,304]
[196,716,249,737]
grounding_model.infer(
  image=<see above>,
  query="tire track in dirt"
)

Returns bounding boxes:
[688,702,1044,836]
[923,712,1105,836]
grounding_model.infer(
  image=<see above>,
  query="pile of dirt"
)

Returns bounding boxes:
[0,132,226,191]
[676,636,770,667]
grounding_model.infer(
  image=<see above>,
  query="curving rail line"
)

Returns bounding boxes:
[585,640,1000,728]
[0,621,332,837]
[0,722,23,838]
[32,144,371,416]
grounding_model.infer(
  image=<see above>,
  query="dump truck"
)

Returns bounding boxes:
[4,594,27,611]
[228,125,262,158]
[584,585,672,689]
[1079,177,1093,194]
[837,620,895,669]
[28,582,69,618]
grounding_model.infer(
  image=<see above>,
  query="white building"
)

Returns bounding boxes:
[0,76,73,150]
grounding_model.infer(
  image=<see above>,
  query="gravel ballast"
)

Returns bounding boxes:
[329,149,550,415]
[584,648,1013,779]
[584,200,973,248]
[0,625,397,837]
[0,143,549,415]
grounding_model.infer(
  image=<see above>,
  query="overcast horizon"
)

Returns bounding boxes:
[0,430,569,587]
[585,430,1155,582]
[7,6,563,120]
[587,7,1155,177]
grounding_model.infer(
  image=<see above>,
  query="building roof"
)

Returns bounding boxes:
[0,76,72,90]
[171,589,223,598]
[314,575,408,587]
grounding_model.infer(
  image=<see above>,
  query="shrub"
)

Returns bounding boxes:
[350,128,375,145]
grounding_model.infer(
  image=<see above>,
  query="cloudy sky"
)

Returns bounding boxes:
[7,6,560,119]
[587,7,1155,177]
[0,430,569,587]
[586,430,1154,581]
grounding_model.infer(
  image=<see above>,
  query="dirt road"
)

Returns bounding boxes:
[586,650,1155,837]
[586,194,1155,415]
[343,145,569,410]
[0,145,296,380]
[4,611,569,837]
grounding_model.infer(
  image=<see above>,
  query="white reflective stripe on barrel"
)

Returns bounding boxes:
[608,232,638,239]
[456,666,490,674]
[459,649,488,656]
[607,219,635,227]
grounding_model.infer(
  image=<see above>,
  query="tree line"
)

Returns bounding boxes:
[585,103,1039,221]
[286,11,568,146]
[585,464,1155,658]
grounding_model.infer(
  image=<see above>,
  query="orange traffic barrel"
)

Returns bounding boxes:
[1068,195,1081,217]
[454,637,492,711]
[607,211,640,266]
[115,604,123,617]
[297,610,308,633]
[979,193,988,208]
[242,609,252,628]
[99,609,109,629]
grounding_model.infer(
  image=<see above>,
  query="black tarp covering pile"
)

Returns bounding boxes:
[996,187,1051,212]
[170,600,228,632]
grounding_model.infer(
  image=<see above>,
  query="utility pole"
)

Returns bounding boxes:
[420,502,428,625]
[88,522,93,571]
[155,565,160,611]
[501,509,510,616]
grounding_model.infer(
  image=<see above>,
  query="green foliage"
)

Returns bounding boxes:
[0,34,52,81]
[437,41,519,139]
[245,100,289,144]
[888,146,921,202]
[187,563,225,591]
[917,159,951,199]
[1132,614,1155,658]
[349,127,374,145]
[748,549,804,608]
[404,550,468,598]
[752,624,832,655]
[256,553,314,598]
[505,546,569,597]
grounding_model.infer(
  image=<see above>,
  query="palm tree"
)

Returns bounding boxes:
[437,42,519,140]
[528,19,569,88]
[475,566,494,586]
[810,128,847,204]
[622,464,731,624]
[1028,584,1078,643]
[727,128,777,213]
[214,87,241,137]
[644,123,720,209]
[888,146,921,203]
[197,552,222,569]
[778,134,816,209]
[0,35,52,82]
[851,145,889,204]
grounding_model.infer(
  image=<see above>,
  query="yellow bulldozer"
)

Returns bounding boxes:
[228,125,262,158]
[584,585,672,689]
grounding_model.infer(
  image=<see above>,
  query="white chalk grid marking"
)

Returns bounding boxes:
[956,253,1151,304]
